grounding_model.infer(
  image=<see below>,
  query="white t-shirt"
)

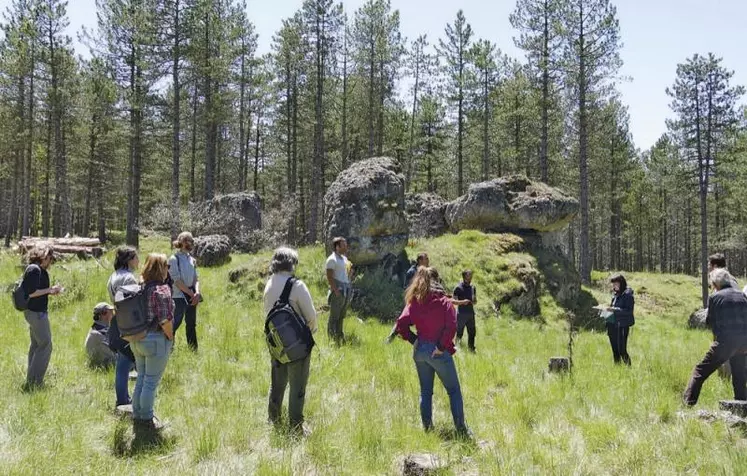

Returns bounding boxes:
[325,252,350,284]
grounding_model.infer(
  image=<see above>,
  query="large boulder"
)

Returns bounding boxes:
[689,308,708,329]
[406,193,448,238]
[192,192,262,251]
[324,157,409,266]
[193,235,231,267]
[445,175,579,233]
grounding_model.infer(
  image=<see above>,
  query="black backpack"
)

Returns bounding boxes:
[264,278,315,364]
[12,264,39,312]
[114,283,156,342]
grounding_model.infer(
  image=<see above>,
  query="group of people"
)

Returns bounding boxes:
[20,232,202,433]
[17,231,747,439]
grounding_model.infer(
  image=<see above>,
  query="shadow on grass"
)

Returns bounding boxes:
[110,418,178,458]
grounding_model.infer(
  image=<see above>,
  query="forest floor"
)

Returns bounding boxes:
[0,234,745,475]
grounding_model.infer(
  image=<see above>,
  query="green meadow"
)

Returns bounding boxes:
[0,232,744,475]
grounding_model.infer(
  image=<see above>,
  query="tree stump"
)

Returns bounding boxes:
[548,357,570,373]
[402,454,444,476]
[719,400,747,418]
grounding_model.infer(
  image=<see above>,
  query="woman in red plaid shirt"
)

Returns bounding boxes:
[131,253,175,433]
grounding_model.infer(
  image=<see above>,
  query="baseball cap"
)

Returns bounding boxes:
[93,302,115,316]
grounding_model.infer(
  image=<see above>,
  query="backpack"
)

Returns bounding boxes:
[264,278,315,364]
[12,264,39,312]
[114,283,156,343]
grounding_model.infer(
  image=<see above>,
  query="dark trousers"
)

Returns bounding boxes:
[327,289,350,344]
[457,312,476,350]
[174,298,198,351]
[684,337,747,406]
[269,355,311,428]
[606,323,631,365]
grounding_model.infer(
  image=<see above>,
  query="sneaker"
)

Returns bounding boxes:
[468,347,476,353]
[128,371,138,381]
[115,404,133,415]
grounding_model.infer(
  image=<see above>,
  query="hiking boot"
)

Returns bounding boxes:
[290,422,312,438]
[134,417,166,433]
[456,426,474,441]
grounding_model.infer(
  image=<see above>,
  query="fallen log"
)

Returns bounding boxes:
[18,237,104,259]
[20,236,101,247]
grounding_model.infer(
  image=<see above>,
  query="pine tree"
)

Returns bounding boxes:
[560,0,622,284]
[667,53,745,305]
[511,0,563,183]
[437,10,473,195]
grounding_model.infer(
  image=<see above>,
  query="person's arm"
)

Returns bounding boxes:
[451,287,470,306]
[472,286,477,305]
[190,260,201,306]
[296,281,318,333]
[25,266,60,298]
[326,265,340,296]
[613,293,634,321]
[169,255,194,299]
[437,300,458,354]
[153,286,175,340]
[706,295,715,328]
[395,305,416,344]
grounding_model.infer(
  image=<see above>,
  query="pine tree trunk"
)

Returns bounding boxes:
[367,39,375,156]
[540,2,550,183]
[171,0,181,241]
[577,8,591,284]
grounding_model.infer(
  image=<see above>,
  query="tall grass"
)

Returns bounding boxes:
[0,237,742,474]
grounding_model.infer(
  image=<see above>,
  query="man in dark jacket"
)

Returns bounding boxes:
[404,253,429,289]
[684,268,747,406]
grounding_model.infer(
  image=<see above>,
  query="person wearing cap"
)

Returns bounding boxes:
[85,303,117,368]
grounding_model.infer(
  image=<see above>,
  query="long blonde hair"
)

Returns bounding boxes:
[142,253,169,283]
[405,267,441,304]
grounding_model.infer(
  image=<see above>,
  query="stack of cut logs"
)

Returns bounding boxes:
[18,237,104,259]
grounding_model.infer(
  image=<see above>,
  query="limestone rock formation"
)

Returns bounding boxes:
[445,175,579,233]
[405,193,448,238]
[193,235,231,267]
[324,157,408,265]
[192,192,262,252]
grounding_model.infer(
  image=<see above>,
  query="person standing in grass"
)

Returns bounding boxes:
[684,269,747,406]
[131,254,175,432]
[605,274,635,366]
[453,270,477,352]
[169,232,202,351]
[21,246,63,390]
[85,303,117,368]
[326,237,352,344]
[107,246,140,407]
[404,253,429,289]
[263,247,318,435]
[395,267,471,437]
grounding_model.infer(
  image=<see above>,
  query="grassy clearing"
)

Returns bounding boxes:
[0,234,744,474]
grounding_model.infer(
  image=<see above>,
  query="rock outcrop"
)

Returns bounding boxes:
[445,175,579,234]
[324,157,408,266]
[192,192,262,252]
[405,193,448,238]
[689,308,708,330]
[193,235,231,267]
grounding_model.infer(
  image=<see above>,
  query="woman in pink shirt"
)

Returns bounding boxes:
[396,267,470,437]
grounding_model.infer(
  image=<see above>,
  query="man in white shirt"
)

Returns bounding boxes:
[263,247,317,435]
[326,237,352,344]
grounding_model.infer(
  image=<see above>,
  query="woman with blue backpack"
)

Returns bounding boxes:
[263,247,317,436]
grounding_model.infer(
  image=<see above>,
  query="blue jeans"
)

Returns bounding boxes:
[131,332,172,420]
[413,341,466,432]
[115,352,135,406]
